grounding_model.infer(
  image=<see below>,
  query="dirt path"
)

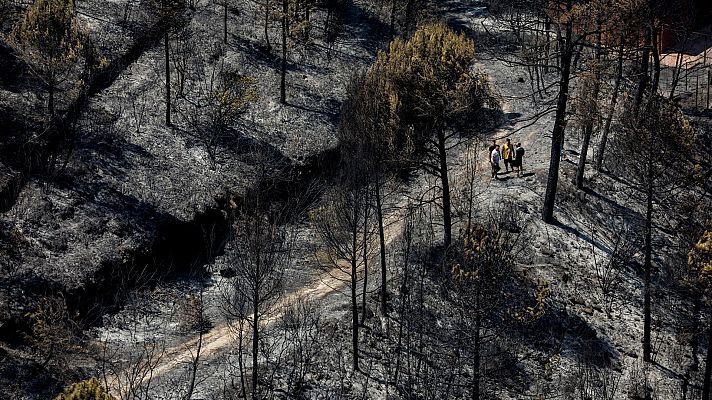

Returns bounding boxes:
[106,195,409,394]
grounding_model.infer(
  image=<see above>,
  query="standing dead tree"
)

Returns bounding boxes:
[338,71,397,315]
[27,295,79,369]
[176,273,212,400]
[175,62,258,169]
[97,267,170,400]
[450,220,518,400]
[279,0,288,103]
[612,94,695,364]
[572,65,602,190]
[540,0,577,223]
[689,220,712,400]
[226,192,294,399]
[150,0,186,127]
[280,296,323,397]
[314,166,373,371]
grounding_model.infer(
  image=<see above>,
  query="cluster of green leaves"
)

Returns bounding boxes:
[54,378,115,400]
[215,71,259,117]
[690,221,712,285]
[451,224,518,318]
[8,0,85,116]
[8,0,83,72]
[369,22,497,154]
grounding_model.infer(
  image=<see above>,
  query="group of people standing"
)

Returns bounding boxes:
[489,138,525,180]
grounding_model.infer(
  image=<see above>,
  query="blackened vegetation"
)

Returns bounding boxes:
[0,1,190,209]
[369,205,552,399]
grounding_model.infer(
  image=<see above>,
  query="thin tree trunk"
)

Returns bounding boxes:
[669,32,689,99]
[575,21,601,189]
[48,82,55,119]
[634,23,652,114]
[252,276,260,399]
[437,127,452,248]
[361,188,369,327]
[224,0,228,44]
[394,221,410,385]
[389,0,396,40]
[575,122,593,189]
[165,32,171,126]
[596,35,624,172]
[643,160,654,363]
[375,175,387,315]
[351,241,360,371]
[280,0,287,104]
[186,321,203,400]
[238,322,247,398]
[544,15,551,73]
[264,0,271,52]
[404,0,413,37]
[472,283,481,400]
[542,0,573,224]
[703,313,712,400]
[651,25,661,96]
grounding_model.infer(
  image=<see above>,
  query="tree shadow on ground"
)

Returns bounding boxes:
[0,43,31,92]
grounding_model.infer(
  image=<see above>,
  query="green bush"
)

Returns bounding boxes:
[54,378,115,400]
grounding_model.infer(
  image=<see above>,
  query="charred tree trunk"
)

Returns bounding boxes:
[643,157,653,364]
[264,0,271,52]
[186,320,203,400]
[575,20,601,189]
[542,0,573,224]
[238,324,247,398]
[375,175,387,315]
[704,314,712,400]
[404,0,413,37]
[544,15,551,73]
[651,24,661,96]
[361,188,369,327]
[280,0,287,104]
[472,282,481,400]
[669,30,690,100]
[389,0,396,40]
[252,267,260,399]
[437,127,452,248]
[48,81,55,119]
[596,35,624,172]
[223,0,228,44]
[634,24,652,114]
[575,122,593,189]
[351,233,360,371]
[165,32,171,126]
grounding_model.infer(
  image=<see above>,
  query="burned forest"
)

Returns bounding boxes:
[1,0,712,399]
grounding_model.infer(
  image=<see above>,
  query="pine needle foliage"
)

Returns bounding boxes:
[690,220,712,285]
[54,378,115,400]
[8,0,84,115]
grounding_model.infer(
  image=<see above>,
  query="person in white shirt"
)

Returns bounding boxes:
[490,145,501,180]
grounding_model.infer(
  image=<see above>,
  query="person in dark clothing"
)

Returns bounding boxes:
[514,143,525,177]
[488,140,497,160]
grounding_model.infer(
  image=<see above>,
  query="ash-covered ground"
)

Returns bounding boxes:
[1,0,712,399]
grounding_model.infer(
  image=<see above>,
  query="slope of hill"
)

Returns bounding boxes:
[1,0,711,399]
